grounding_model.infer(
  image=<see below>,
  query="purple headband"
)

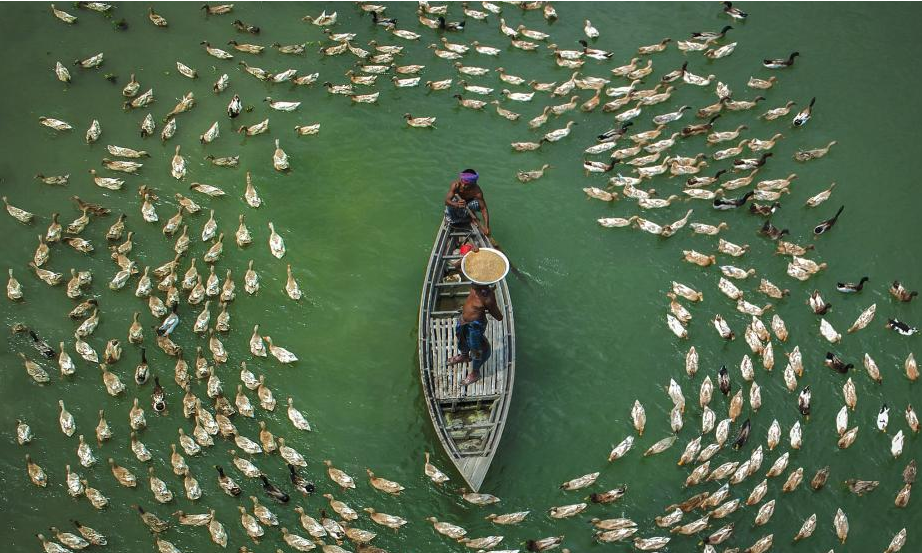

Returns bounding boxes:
[459,171,479,184]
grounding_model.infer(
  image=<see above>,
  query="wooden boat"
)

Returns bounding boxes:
[418,218,515,491]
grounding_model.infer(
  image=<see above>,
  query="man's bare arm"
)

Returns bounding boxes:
[486,295,503,321]
[445,181,465,207]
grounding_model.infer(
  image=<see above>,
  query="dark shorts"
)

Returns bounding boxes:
[456,317,491,372]
[445,199,481,225]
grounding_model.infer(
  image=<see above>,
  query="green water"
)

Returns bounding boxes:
[1,1,920,552]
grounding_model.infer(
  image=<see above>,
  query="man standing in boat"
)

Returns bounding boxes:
[445,169,491,235]
[449,283,503,386]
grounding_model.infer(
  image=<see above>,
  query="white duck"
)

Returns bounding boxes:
[272,140,289,171]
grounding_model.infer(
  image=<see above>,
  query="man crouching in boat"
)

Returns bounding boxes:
[445,169,491,235]
[449,283,503,386]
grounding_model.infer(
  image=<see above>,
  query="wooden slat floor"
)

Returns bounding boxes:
[429,317,506,400]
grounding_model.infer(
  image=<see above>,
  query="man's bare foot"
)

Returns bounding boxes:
[448,354,470,366]
[462,371,481,386]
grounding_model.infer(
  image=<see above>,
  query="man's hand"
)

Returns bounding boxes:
[455,197,467,208]
[481,225,490,235]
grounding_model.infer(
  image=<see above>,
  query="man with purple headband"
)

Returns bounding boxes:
[445,168,490,235]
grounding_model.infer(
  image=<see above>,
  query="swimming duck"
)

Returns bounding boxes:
[235,59,269,83]
[49,526,90,551]
[389,28,421,40]
[666,314,688,338]
[757,101,795,122]
[29,262,62,286]
[764,52,799,68]
[492,101,522,121]
[71,51,106,70]
[705,42,737,59]
[713,139,750,161]
[887,319,918,336]
[513,38,541,52]
[453,94,486,110]
[231,17,259,33]
[837,276,869,293]
[713,315,735,340]
[733,153,771,172]
[51,4,77,23]
[81,119,102,145]
[318,509,346,541]
[323,492,356,520]
[793,97,815,126]
[365,469,404,495]
[149,376,166,414]
[677,37,710,51]
[287,465,315,496]
[3,196,35,224]
[364,508,408,530]
[235,385,255,418]
[78,478,108,510]
[744,76,776,92]
[639,86,675,106]
[292,508,325,539]
[543,121,576,142]
[722,1,748,19]
[422,451,450,484]
[638,38,671,55]
[906,407,920,432]
[550,95,580,116]
[813,205,844,234]
[890,281,918,302]
[172,61,197,80]
[691,25,733,43]
[712,190,753,210]
[102,339,122,365]
[210,465,241,497]
[54,62,70,83]
[682,114,721,137]
[549,502,588,519]
[256,375,276,410]
[129,396,147,431]
[90,169,125,190]
[683,70,716,87]
[286,397,311,431]
[427,517,466,539]
[325,459,356,489]
[516,164,551,183]
[253,421,281,453]
[171,228,190,257]
[793,140,836,162]
[270,139,289,172]
[129,345,149,383]
[237,506,264,542]
[759,220,789,240]
[250,495,280,525]
[724,96,765,112]
[819,318,842,344]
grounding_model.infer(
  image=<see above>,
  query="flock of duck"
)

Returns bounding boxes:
[6,2,915,553]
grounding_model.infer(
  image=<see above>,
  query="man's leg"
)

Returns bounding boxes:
[448,320,470,365]
[462,322,489,386]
